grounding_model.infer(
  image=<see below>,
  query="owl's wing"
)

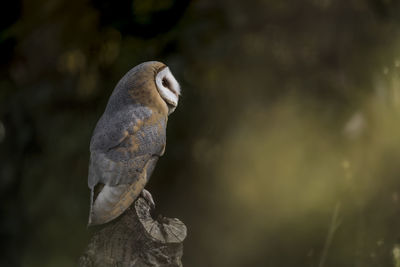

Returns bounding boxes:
[88,106,166,225]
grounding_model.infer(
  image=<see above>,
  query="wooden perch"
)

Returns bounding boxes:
[79,197,187,267]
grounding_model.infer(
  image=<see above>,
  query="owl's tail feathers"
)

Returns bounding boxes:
[88,175,147,226]
[88,184,130,226]
[87,183,102,226]
[88,189,94,227]
[87,157,152,226]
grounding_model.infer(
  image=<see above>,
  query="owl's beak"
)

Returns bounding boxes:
[164,98,177,115]
[168,105,176,115]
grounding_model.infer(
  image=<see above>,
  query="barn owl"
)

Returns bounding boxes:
[87,61,180,226]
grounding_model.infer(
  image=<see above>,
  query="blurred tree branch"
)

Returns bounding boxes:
[319,202,342,267]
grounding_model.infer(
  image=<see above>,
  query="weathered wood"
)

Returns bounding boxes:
[79,197,187,267]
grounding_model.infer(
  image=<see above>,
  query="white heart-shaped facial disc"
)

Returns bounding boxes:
[155,67,180,109]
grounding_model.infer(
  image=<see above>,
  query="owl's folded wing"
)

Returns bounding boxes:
[87,108,166,225]
[88,153,159,225]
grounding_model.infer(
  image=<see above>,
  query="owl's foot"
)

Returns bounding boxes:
[141,189,155,209]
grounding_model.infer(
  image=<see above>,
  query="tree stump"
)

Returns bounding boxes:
[79,197,187,267]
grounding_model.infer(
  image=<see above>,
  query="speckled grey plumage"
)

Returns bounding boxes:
[88,106,165,187]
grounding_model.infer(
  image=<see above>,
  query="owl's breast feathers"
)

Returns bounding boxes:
[88,106,167,225]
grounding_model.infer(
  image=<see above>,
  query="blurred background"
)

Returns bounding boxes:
[1,0,400,266]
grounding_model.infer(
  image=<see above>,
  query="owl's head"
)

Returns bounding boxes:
[115,61,181,116]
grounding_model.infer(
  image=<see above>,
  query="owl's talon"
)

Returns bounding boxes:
[141,189,156,209]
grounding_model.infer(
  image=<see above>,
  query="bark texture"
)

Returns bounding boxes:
[79,197,187,267]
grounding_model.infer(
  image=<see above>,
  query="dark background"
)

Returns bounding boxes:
[2,0,400,266]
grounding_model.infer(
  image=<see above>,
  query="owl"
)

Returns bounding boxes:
[87,61,180,226]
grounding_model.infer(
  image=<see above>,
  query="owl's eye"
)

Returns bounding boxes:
[162,77,171,89]
[162,77,179,96]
